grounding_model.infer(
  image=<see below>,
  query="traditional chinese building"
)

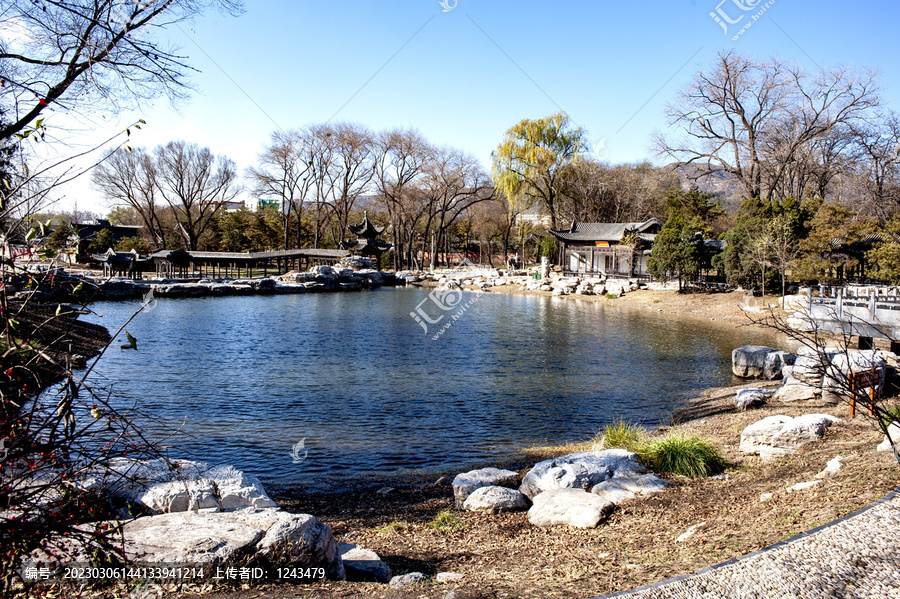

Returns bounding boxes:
[341,211,392,267]
[549,219,662,277]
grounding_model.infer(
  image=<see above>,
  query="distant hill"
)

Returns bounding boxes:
[671,163,747,216]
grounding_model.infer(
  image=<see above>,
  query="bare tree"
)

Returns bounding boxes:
[420,147,493,269]
[373,128,431,270]
[247,130,314,249]
[0,0,243,142]
[560,159,677,224]
[152,140,238,250]
[847,112,900,220]
[768,213,798,300]
[92,147,168,247]
[656,50,879,203]
[321,123,374,246]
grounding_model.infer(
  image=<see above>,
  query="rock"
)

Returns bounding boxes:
[732,346,784,379]
[740,414,842,460]
[759,492,774,502]
[339,256,376,270]
[436,572,464,582]
[137,479,219,513]
[675,522,706,543]
[734,388,771,411]
[773,381,820,403]
[462,486,529,513]
[452,467,519,509]
[815,455,844,478]
[787,480,822,493]
[527,488,615,528]
[389,572,430,590]
[770,413,842,448]
[519,450,642,499]
[205,464,279,511]
[310,265,336,277]
[123,508,344,579]
[739,416,794,455]
[339,542,391,583]
[99,459,278,514]
[590,472,667,503]
[787,346,843,388]
[877,422,900,452]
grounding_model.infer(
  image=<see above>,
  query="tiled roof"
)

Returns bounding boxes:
[549,219,662,242]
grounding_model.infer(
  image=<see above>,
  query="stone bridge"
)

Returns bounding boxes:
[796,287,900,348]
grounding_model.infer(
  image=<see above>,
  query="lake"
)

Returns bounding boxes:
[81,287,778,490]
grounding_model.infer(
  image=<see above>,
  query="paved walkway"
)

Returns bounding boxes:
[599,489,900,599]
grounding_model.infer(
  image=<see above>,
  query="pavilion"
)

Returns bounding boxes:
[549,219,662,277]
[341,212,392,267]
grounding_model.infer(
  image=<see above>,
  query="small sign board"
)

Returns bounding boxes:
[595,241,609,247]
[851,369,880,390]
[849,368,880,418]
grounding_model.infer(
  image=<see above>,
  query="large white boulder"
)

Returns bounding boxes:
[138,479,219,513]
[123,508,345,579]
[519,450,643,499]
[773,381,820,403]
[205,464,279,511]
[452,467,519,509]
[740,414,842,461]
[462,486,529,513]
[732,346,793,379]
[90,458,278,514]
[739,415,794,455]
[590,472,667,504]
[527,488,615,528]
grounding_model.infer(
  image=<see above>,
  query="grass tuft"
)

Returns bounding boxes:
[597,420,644,452]
[638,433,728,478]
[374,520,408,535]
[428,510,462,531]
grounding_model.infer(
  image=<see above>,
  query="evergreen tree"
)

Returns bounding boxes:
[647,187,721,289]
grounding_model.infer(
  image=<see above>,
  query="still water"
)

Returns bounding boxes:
[81,287,778,489]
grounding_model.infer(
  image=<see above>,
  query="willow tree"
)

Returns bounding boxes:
[492,111,587,231]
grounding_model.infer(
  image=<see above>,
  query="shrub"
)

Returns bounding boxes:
[597,420,644,452]
[638,433,728,478]
[0,264,165,597]
[606,293,618,300]
[880,406,900,428]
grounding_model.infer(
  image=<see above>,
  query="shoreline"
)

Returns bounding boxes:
[267,378,899,599]
[47,274,900,597]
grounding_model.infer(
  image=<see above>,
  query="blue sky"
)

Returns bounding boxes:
[50,0,900,213]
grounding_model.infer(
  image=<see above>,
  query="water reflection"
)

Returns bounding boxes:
[82,288,779,489]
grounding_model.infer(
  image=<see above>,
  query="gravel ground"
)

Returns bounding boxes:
[601,491,900,599]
